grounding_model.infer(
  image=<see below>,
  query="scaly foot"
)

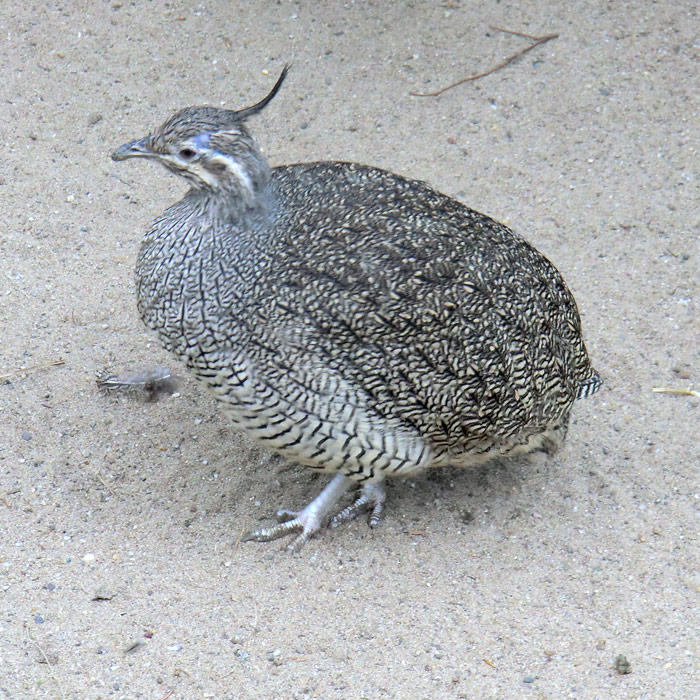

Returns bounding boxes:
[243,476,387,551]
[331,482,386,528]
[243,474,352,552]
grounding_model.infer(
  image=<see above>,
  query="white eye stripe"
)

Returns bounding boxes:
[208,154,254,199]
[163,149,255,195]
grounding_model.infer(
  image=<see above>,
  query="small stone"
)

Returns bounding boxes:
[523,676,535,683]
[34,614,45,624]
[82,553,95,562]
[21,431,32,441]
[614,654,632,674]
[35,651,59,665]
[460,509,474,524]
[92,586,114,601]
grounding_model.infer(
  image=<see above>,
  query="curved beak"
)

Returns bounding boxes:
[112,137,154,161]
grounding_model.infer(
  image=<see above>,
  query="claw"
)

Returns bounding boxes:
[242,474,354,551]
[242,516,311,552]
[331,482,386,528]
[242,475,388,551]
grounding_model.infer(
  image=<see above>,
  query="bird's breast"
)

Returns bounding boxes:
[135,218,256,360]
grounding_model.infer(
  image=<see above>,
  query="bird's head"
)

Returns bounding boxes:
[112,67,288,207]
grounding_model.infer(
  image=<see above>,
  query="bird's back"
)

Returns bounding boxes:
[219,160,600,462]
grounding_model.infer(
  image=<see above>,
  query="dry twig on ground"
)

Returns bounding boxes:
[26,626,66,700]
[0,359,64,379]
[652,387,699,398]
[411,26,559,97]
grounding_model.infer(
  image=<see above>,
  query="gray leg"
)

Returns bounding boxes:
[243,474,354,552]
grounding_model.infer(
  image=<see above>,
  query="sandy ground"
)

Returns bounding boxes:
[1,1,698,698]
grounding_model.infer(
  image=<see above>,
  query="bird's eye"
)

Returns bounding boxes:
[179,148,196,159]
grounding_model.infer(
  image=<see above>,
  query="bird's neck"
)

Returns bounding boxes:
[189,182,273,230]
[193,150,274,225]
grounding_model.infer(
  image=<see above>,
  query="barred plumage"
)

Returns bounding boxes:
[112,68,600,550]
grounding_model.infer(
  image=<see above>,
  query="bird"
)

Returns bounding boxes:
[112,67,601,551]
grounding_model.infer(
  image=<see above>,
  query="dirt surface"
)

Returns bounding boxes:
[1,2,698,699]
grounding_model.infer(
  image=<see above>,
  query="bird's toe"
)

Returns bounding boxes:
[331,482,386,529]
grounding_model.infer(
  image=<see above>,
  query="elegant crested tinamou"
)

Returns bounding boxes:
[112,68,600,550]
